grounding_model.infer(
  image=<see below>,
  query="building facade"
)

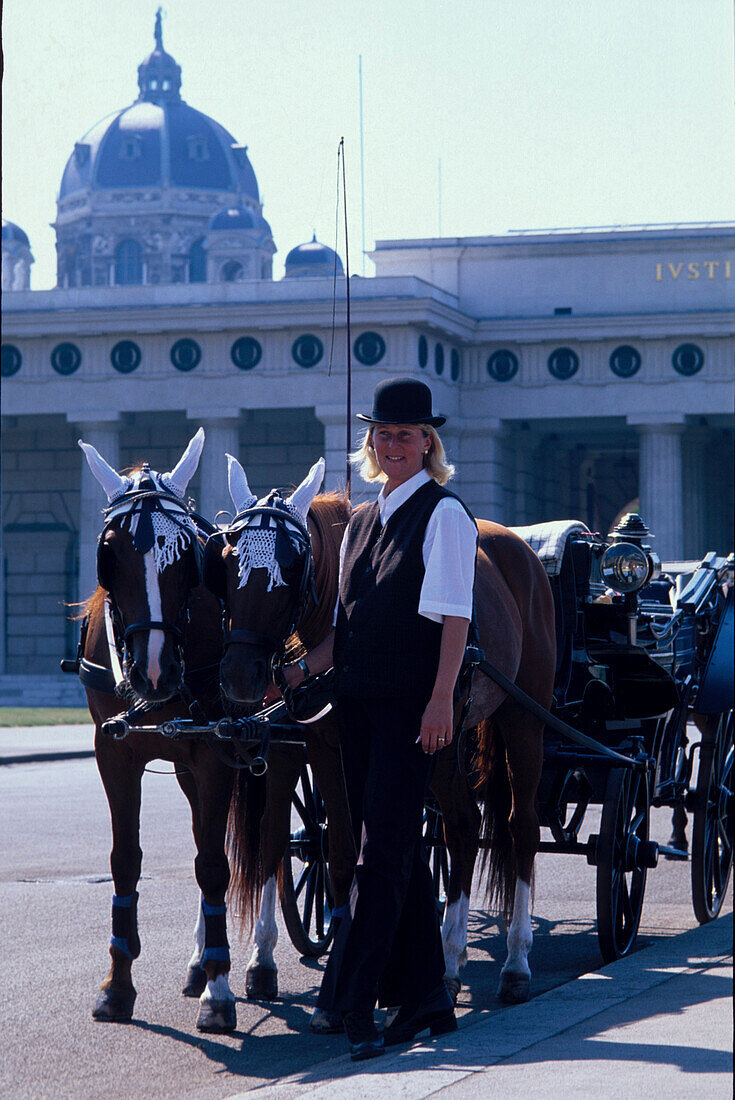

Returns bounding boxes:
[1,22,733,701]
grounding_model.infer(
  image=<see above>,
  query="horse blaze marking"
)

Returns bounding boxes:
[144,552,165,687]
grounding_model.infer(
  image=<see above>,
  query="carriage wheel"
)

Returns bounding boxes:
[279,762,336,958]
[596,766,654,962]
[691,710,734,924]
[423,797,450,912]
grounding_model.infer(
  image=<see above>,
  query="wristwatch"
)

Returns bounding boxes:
[296,657,311,680]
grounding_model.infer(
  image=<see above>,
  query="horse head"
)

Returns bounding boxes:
[79,428,206,703]
[204,455,325,704]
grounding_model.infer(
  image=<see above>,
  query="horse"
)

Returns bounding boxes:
[205,455,556,1014]
[77,430,240,1032]
[202,456,355,1001]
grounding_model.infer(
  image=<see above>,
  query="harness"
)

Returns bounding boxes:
[211,493,318,708]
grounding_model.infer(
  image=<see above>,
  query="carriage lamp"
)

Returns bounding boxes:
[599,542,651,594]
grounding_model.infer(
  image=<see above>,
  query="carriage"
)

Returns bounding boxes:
[65,433,733,1030]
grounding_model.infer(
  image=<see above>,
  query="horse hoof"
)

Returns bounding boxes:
[498,972,530,1004]
[182,964,207,997]
[310,1008,344,1034]
[444,976,462,1005]
[245,966,278,1000]
[196,999,237,1033]
[92,986,136,1021]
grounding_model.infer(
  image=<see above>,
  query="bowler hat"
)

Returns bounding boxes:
[356,377,446,428]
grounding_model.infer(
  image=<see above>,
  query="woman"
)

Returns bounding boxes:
[279,376,477,1060]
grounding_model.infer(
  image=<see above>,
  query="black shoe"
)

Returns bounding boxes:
[383,982,457,1047]
[342,1010,385,1061]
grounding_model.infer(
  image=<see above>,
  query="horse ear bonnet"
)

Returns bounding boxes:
[203,533,227,601]
[274,523,298,571]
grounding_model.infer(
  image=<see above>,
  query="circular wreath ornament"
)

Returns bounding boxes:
[434,343,445,376]
[110,340,142,374]
[170,338,202,372]
[672,343,704,376]
[230,336,263,371]
[1,344,22,377]
[450,348,460,381]
[292,334,324,368]
[547,346,579,380]
[609,345,642,378]
[486,349,519,382]
[354,331,386,366]
[418,334,428,368]
[51,342,82,376]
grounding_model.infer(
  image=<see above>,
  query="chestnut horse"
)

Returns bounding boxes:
[205,456,556,1017]
[203,457,355,1000]
[78,430,239,1032]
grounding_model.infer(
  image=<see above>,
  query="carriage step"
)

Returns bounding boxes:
[657,844,689,862]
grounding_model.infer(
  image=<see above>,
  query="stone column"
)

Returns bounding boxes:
[71,415,121,602]
[458,418,505,524]
[682,426,707,561]
[316,403,351,494]
[188,411,242,519]
[631,417,685,562]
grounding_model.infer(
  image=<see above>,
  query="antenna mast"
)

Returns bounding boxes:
[339,138,352,499]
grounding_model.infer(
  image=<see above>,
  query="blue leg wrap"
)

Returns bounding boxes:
[111,892,140,959]
[201,899,229,966]
[332,904,347,919]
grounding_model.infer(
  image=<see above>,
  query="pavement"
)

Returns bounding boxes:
[3,725,732,1099]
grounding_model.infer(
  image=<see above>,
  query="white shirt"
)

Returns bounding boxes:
[334,469,478,625]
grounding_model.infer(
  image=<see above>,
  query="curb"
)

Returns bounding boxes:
[0,749,96,766]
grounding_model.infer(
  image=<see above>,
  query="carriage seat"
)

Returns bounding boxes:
[508,520,591,576]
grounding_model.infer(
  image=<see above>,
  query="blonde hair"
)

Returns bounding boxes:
[351,424,455,486]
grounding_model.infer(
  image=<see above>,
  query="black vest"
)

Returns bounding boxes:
[333,480,473,701]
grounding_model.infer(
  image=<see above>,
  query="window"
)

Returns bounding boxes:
[231,336,262,371]
[1,344,22,377]
[120,135,142,160]
[450,348,460,381]
[354,331,386,366]
[487,349,519,382]
[434,343,445,376]
[187,135,210,161]
[189,238,206,283]
[170,338,202,372]
[114,239,143,285]
[547,347,579,380]
[292,334,324,368]
[221,261,244,282]
[50,343,82,376]
[609,345,641,378]
[110,340,142,374]
[672,343,704,376]
[418,334,428,368]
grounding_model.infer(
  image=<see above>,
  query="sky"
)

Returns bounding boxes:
[2,0,734,290]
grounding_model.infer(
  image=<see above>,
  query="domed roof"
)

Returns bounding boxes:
[284,234,344,278]
[208,205,272,236]
[2,219,30,247]
[58,16,259,202]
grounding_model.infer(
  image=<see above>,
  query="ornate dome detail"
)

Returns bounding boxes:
[137,8,182,104]
[284,234,344,278]
[2,219,34,291]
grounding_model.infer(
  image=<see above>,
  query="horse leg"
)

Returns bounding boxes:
[430,747,481,1004]
[245,746,301,1000]
[92,740,144,1022]
[175,768,208,997]
[191,759,237,1033]
[495,705,544,1005]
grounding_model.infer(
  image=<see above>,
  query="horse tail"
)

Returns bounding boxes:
[475,717,516,923]
[226,769,267,933]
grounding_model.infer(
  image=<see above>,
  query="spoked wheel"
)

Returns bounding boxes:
[423,796,450,911]
[280,762,336,957]
[691,710,734,923]
[595,766,657,962]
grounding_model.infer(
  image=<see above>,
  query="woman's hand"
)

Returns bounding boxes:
[419,690,454,754]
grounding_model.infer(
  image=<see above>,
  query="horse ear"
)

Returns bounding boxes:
[203,533,228,601]
[165,427,205,496]
[227,454,257,513]
[78,440,129,501]
[286,457,325,520]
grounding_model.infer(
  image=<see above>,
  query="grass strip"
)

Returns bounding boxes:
[0,707,92,727]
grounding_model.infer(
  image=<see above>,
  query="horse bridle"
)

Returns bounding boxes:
[98,469,203,677]
[215,497,317,682]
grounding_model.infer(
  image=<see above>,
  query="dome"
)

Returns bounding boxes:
[284,234,344,278]
[58,16,259,202]
[207,205,272,237]
[2,220,30,247]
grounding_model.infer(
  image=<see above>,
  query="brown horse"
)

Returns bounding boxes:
[203,456,355,999]
[78,431,239,1032]
[206,456,556,1015]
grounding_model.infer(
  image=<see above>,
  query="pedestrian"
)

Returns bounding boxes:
[278,376,478,1059]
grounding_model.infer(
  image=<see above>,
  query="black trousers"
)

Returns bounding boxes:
[317,695,445,1014]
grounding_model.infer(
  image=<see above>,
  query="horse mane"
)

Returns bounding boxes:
[286,490,350,659]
